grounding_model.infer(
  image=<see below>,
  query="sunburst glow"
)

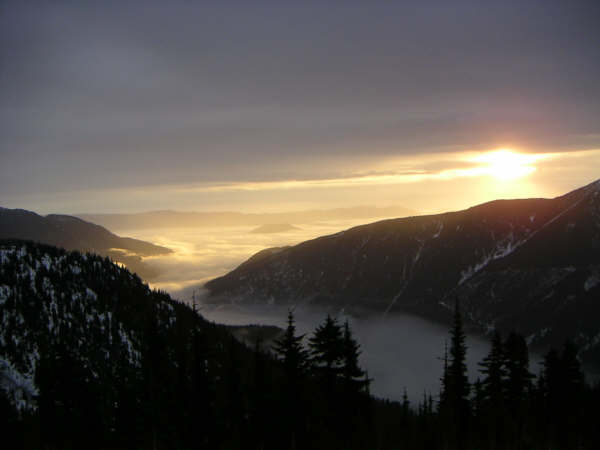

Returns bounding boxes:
[470,149,544,181]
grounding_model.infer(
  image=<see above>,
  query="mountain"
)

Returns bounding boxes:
[250,223,299,234]
[0,207,171,280]
[78,205,417,230]
[0,240,382,449]
[0,240,260,448]
[2,241,598,449]
[205,180,600,366]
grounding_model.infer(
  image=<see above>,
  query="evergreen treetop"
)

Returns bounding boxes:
[272,310,308,377]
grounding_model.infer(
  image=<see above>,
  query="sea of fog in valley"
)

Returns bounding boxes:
[112,219,374,293]
[114,222,542,403]
[198,302,506,403]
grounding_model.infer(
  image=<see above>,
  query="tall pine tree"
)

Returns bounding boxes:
[308,314,344,387]
[477,331,508,448]
[440,299,470,450]
[272,310,309,450]
[341,320,367,392]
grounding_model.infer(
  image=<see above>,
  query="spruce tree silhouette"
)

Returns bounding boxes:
[308,314,343,387]
[341,320,366,391]
[503,332,534,446]
[272,310,309,450]
[440,299,470,450]
[478,331,508,448]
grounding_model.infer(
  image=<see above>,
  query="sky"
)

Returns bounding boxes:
[2,0,600,215]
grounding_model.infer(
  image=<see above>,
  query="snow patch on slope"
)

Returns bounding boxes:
[0,244,151,413]
[459,233,522,284]
[432,222,444,238]
[459,191,594,286]
[0,357,38,412]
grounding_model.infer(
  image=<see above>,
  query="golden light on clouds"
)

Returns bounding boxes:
[179,148,552,192]
[13,147,599,216]
[467,149,548,181]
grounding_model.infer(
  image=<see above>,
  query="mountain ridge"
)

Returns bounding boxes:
[0,207,172,280]
[205,179,600,365]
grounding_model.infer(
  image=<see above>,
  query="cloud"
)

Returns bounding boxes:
[94,148,572,194]
[194,302,543,403]
[1,1,599,214]
[2,2,600,178]
[3,147,600,215]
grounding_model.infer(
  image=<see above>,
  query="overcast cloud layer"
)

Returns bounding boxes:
[1,0,599,209]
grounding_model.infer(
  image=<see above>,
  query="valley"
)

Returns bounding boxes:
[199,303,501,403]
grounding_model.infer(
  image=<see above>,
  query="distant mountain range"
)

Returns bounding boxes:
[250,223,299,234]
[78,205,417,230]
[0,207,171,280]
[206,179,600,366]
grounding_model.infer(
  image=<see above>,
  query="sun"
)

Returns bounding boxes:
[472,149,539,181]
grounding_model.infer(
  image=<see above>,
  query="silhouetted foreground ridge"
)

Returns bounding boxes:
[1,240,598,449]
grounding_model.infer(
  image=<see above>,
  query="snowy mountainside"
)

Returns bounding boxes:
[0,241,309,449]
[0,240,205,415]
[206,179,600,365]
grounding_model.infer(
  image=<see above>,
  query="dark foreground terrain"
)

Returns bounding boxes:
[1,241,599,449]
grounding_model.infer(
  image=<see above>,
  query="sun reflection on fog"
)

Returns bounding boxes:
[116,220,372,295]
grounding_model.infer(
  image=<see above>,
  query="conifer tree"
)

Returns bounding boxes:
[402,388,411,418]
[478,331,508,448]
[341,320,366,391]
[273,310,308,379]
[308,314,344,386]
[440,299,470,450]
[503,332,533,446]
[308,314,348,447]
[478,331,506,403]
[503,332,533,412]
[439,340,449,410]
[272,310,308,450]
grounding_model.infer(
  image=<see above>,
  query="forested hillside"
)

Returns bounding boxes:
[1,241,598,449]
[0,240,374,449]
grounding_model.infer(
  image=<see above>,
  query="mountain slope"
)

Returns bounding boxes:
[0,240,266,448]
[205,180,600,364]
[0,240,401,450]
[2,240,598,449]
[0,207,171,280]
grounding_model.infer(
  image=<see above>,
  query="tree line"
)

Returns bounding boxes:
[1,241,599,449]
[377,300,599,450]
[3,298,600,450]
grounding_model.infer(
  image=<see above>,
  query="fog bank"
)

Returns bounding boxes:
[112,223,542,403]
[196,303,542,403]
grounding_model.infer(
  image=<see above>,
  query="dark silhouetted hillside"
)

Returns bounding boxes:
[0,208,171,280]
[206,180,600,366]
